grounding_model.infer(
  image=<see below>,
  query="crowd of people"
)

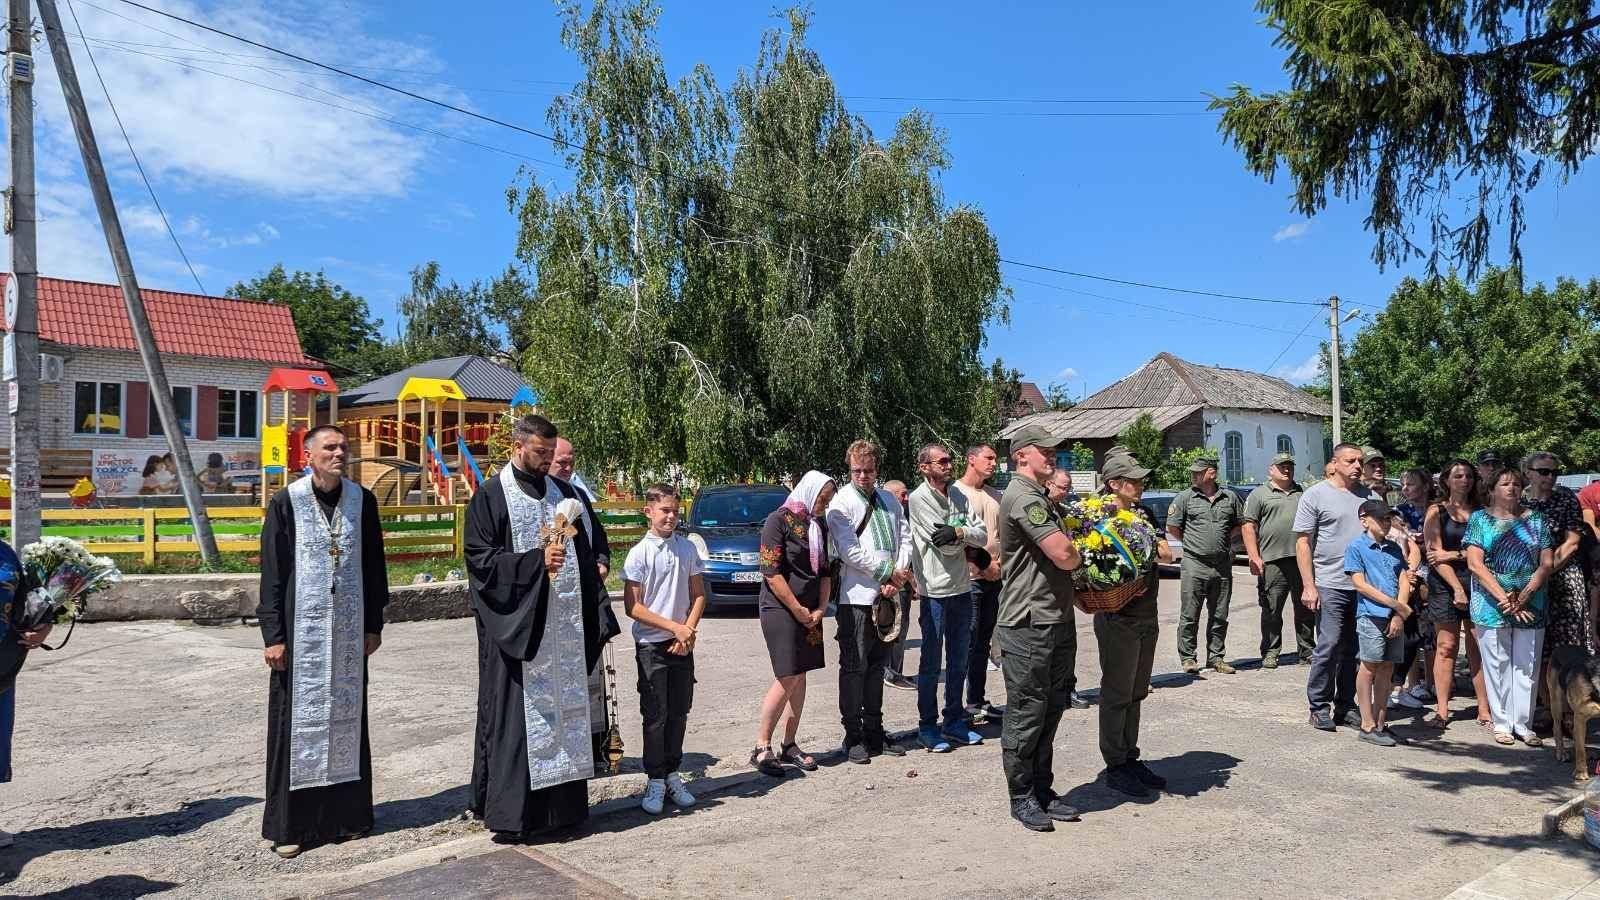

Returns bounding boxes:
[92,413,1595,857]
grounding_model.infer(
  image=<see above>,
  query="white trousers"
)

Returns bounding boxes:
[1474,625,1545,738]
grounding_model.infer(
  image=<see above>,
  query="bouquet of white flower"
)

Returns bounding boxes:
[0,537,121,691]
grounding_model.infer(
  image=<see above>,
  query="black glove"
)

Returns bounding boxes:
[930,524,960,547]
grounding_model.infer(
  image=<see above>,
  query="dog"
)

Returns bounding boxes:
[1547,645,1600,782]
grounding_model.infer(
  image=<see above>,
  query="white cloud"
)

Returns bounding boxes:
[23,1,458,285]
[1054,367,1079,382]
[1272,222,1310,242]
[1274,352,1321,384]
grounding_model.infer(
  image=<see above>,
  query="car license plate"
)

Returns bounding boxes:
[732,570,763,583]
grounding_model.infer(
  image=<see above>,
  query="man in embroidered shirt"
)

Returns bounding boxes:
[909,442,991,753]
[257,425,389,859]
[464,414,608,837]
[827,440,913,763]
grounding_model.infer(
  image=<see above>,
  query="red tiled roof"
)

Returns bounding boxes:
[0,274,314,365]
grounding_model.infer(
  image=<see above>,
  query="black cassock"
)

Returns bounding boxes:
[257,482,389,845]
[465,465,605,834]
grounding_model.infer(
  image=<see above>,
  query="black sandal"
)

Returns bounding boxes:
[750,745,786,777]
[779,742,818,771]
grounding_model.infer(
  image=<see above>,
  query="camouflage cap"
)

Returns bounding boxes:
[1361,445,1385,463]
[1189,456,1219,473]
[1271,451,1296,466]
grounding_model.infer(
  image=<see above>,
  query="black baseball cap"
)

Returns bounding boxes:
[1358,498,1392,519]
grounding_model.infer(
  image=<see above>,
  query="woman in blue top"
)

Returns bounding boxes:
[0,540,51,847]
[1464,468,1554,746]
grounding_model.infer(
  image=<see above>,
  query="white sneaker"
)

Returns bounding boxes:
[640,779,666,815]
[1390,689,1425,710]
[665,772,696,809]
[0,829,12,848]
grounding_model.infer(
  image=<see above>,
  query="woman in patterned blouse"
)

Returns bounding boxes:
[1521,452,1591,656]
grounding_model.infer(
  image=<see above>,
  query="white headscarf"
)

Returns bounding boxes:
[781,470,836,572]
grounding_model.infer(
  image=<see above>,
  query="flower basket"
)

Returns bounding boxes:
[1074,576,1147,615]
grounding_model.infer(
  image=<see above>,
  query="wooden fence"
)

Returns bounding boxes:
[0,499,670,563]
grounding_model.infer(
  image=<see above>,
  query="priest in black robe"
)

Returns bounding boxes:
[465,414,606,836]
[257,425,388,858]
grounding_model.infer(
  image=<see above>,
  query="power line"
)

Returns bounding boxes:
[1002,260,1324,306]
[1009,275,1311,336]
[62,0,206,294]
[1264,310,1324,372]
[106,0,1342,315]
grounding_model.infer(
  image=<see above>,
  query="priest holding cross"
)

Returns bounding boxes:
[464,414,609,838]
[257,425,389,859]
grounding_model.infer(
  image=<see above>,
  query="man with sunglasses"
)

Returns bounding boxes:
[908,442,990,754]
[1243,452,1313,668]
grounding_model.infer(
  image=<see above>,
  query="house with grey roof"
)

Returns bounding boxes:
[998,353,1332,483]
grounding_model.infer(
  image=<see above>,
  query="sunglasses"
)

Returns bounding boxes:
[927,457,953,466]
[1531,467,1557,477]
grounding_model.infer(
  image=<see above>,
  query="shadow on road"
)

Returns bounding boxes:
[25,874,181,899]
[0,795,255,890]
[1062,749,1240,815]
[374,784,473,834]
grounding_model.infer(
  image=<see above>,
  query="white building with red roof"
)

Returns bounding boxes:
[0,275,317,493]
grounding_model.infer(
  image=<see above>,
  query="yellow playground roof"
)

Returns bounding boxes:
[397,377,465,402]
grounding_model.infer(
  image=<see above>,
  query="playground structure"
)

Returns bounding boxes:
[340,377,504,506]
[259,368,339,506]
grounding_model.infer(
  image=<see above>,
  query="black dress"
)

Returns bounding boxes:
[257,482,388,845]
[758,507,830,677]
[1425,503,1471,625]
[464,466,606,835]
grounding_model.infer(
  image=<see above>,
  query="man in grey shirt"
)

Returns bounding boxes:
[1293,443,1373,731]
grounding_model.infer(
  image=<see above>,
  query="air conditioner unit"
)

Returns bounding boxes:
[39,353,64,383]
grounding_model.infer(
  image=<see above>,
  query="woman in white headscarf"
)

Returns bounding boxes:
[750,470,837,776]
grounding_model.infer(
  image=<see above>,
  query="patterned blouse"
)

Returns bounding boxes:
[0,542,20,646]
[1463,510,1551,629]
[1523,486,1582,545]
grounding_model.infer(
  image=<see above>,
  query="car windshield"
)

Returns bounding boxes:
[692,489,788,527]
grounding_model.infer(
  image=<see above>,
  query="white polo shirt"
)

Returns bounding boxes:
[621,531,705,644]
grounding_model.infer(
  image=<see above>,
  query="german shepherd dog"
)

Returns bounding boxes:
[1548,645,1600,782]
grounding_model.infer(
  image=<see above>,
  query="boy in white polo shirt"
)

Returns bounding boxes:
[622,483,707,814]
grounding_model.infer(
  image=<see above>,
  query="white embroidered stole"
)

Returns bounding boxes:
[498,464,594,790]
[286,476,365,791]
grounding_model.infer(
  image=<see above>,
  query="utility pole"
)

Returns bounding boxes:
[37,0,220,565]
[1329,295,1342,446]
[6,0,41,547]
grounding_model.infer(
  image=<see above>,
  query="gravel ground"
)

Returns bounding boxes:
[0,571,1591,898]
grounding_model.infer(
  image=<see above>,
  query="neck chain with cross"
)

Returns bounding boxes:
[312,494,346,596]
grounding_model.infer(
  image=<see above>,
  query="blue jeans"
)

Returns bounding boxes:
[1306,587,1359,716]
[917,592,974,731]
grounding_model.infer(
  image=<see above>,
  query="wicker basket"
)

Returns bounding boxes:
[1074,577,1147,615]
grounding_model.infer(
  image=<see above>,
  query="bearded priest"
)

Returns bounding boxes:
[464,414,607,837]
[257,425,389,858]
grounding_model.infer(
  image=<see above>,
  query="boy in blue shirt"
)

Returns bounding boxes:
[1343,499,1419,747]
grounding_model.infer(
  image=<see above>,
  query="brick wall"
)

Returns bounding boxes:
[0,347,277,467]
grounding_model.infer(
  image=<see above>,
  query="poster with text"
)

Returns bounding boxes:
[91,449,143,497]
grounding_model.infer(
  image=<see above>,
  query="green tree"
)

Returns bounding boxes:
[1211,1,1600,277]
[1043,382,1076,411]
[227,265,381,367]
[510,3,1006,482]
[397,262,503,363]
[1152,447,1209,491]
[1342,268,1600,469]
[1118,412,1165,470]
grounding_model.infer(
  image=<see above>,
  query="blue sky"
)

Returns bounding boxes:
[13,0,1599,394]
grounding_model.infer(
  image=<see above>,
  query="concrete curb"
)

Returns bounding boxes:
[84,575,472,623]
[1543,793,1587,838]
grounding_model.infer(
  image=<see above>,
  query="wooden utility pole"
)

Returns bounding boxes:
[37,0,220,564]
[6,0,42,546]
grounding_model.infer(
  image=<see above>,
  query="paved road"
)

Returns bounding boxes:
[0,570,1591,898]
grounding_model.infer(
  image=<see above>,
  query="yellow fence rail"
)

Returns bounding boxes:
[0,498,666,563]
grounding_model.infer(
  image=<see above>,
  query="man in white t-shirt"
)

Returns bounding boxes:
[621,483,707,814]
[828,440,913,763]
